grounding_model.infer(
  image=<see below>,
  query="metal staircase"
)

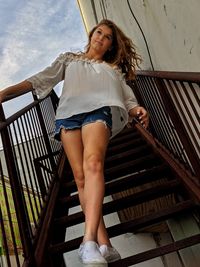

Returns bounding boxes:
[47,125,200,266]
[1,71,199,267]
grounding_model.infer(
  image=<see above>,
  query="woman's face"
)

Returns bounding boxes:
[89,24,113,56]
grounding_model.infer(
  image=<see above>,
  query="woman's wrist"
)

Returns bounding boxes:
[0,90,6,102]
[129,106,141,117]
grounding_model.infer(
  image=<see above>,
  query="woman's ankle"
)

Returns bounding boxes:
[83,234,97,243]
[97,239,112,247]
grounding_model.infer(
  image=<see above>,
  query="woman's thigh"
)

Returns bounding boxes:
[60,129,84,185]
[82,122,110,165]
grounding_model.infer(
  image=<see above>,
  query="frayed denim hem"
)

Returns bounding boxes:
[54,125,81,141]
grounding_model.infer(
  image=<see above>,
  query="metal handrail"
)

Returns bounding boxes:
[0,70,199,267]
[137,70,200,82]
[0,91,61,267]
[134,70,200,179]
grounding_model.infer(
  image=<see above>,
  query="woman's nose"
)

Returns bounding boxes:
[99,34,104,40]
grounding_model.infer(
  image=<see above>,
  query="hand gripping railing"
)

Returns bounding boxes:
[133,71,200,181]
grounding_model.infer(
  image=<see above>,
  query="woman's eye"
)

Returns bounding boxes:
[106,36,112,40]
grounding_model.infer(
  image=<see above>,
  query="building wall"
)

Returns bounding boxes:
[77,0,200,72]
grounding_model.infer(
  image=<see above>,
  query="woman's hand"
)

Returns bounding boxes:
[129,106,149,129]
[0,81,33,104]
[0,90,4,104]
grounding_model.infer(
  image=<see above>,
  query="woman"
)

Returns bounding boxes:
[0,19,149,265]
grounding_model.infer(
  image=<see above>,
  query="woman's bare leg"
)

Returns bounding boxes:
[60,125,111,245]
[60,129,85,209]
[97,216,111,246]
[81,122,110,242]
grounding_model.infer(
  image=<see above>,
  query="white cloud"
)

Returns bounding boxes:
[0,0,87,88]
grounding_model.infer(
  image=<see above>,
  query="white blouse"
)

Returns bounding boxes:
[27,52,138,138]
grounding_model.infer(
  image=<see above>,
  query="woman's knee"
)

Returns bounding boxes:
[74,169,85,189]
[84,154,104,174]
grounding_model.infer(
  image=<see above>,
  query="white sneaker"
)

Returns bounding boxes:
[99,244,121,263]
[78,241,108,265]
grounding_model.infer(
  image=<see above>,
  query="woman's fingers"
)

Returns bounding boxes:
[137,108,149,128]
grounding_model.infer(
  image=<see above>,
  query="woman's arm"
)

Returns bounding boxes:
[0,80,33,103]
[0,52,70,103]
[129,106,149,129]
[120,79,149,129]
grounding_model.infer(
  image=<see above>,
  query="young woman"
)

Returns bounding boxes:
[0,19,149,265]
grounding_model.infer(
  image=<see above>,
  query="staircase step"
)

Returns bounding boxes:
[108,234,200,266]
[49,200,195,254]
[48,125,200,266]
[106,138,146,156]
[54,179,181,227]
[58,164,171,207]
[105,144,151,168]
[105,154,162,180]
[110,126,137,138]
[58,136,151,195]
[59,154,163,196]
[108,129,140,146]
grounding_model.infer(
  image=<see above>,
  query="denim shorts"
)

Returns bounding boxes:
[54,106,112,141]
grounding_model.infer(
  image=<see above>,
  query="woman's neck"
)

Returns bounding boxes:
[84,50,103,61]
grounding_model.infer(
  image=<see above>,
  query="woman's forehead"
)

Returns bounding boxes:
[96,25,113,35]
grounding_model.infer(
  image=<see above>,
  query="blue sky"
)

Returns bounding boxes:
[0,0,87,115]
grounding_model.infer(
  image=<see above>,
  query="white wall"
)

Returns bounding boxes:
[77,0,200,72]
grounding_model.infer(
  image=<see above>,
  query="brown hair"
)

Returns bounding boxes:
[85,19,142,80]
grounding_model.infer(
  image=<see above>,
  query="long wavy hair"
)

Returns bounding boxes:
[85,19,142,80]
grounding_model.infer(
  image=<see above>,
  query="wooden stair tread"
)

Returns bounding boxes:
[48,126,200,266]
[59,156,165,195]
[108,129,140,146]
[106,138,146,154]
[58,164,171,206]
[105,144,151,165]
[50,200,195,254]
[105,154,162,179]
[54,179,182,227]
[108,233,200,266]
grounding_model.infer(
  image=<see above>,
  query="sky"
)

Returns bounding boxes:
[0,0,88,115]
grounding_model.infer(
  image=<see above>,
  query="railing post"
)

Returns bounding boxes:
[50,90,59,113]
[32,94,56,174]
[0,104,33,259]
[33,159,47,199]
[0,207,11,267]
[155,77,200,177]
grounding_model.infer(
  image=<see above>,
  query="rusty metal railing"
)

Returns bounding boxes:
[134,71,200,181]
[0,90,61,267]
[0,71,199,267]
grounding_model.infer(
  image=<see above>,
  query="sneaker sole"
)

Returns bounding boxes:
[106,256,121,263]
[83,263,108,267]
[107,258,121,263]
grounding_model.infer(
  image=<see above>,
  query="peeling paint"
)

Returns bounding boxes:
[172,23,176,29]
[78,0,200,71]
[163,4,176,29]
[163,4,167,16]
[189,45,194,54]
[142,0,146,7]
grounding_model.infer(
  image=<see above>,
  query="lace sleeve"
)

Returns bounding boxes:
[26,52,73,99]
